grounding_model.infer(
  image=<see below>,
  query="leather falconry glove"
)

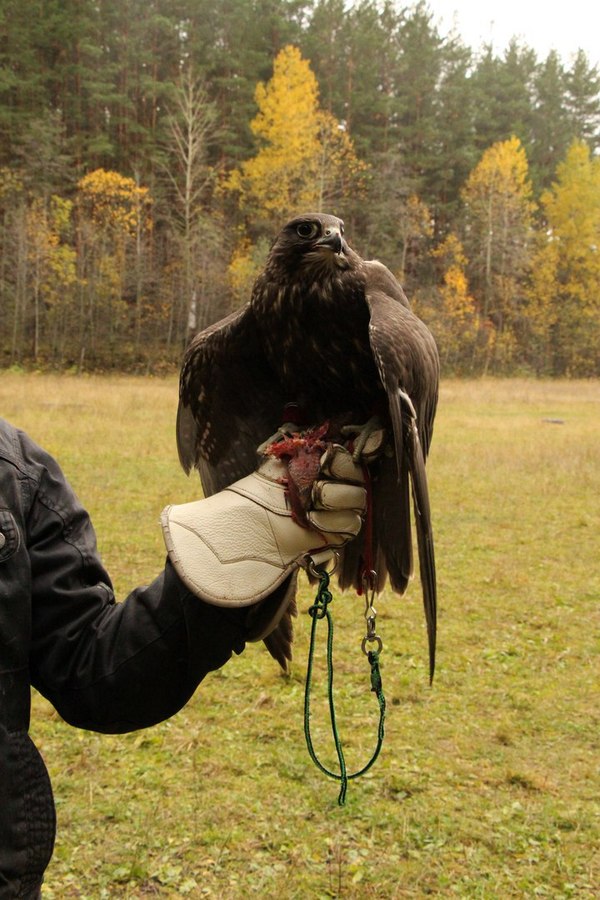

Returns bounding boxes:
[160,427,378,600]
[161,424,385,650]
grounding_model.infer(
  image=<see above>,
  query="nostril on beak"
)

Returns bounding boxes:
[318,228,344,254]
[325,232,342,253]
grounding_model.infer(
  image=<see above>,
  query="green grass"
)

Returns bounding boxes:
[1,373,599,899]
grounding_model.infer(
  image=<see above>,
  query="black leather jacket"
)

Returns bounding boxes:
[0,418,246,897]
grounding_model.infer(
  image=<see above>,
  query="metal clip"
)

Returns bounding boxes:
[361,570,383,655]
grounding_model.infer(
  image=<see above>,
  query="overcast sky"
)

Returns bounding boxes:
[426,0,599,66]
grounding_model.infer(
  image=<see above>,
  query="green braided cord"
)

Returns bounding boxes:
[304,569,387,806]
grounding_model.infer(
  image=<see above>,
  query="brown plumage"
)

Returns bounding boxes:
[177,213,440,677]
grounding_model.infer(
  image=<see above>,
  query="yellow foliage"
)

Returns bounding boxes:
[461,136,535,333]
[228,45,366,220]
[251,45,321,152]
[433,232,466,269]
[432,233,480,368]
[540,140,600,299]
[405,194,434,239]
[525,235,559,332]
[393,194,434,282]
[49,195,74,239]
[77,168,151,237]
[462,136,534,215]
[442,266,474,323]
[461,135,535,282]
[26,196,78,307]
[434,234,475,321]
[316,110,370,203]
[227,238,265,306]
[0,167,24,200]
[532,140,600,373]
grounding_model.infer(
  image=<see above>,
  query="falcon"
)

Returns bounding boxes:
[177,213,439,678]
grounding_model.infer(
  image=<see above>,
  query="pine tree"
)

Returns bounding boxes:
[183,0,306,166]
[302,0,349,119]
[428,35,477,232]
[529,51,572,193]
[393,1,444,189]
[0,0,75,165]
[565,50,600,152]
[305,0,396,159]
[471,41,538,154]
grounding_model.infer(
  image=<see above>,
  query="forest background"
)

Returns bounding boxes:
[1,0,599,376]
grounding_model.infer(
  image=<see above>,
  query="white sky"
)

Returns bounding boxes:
[426,0,600,66]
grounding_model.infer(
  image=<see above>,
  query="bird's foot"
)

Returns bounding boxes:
[257,423,301,455]
[341,416,386,463]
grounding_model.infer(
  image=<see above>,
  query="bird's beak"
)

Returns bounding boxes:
[316,226,347,256]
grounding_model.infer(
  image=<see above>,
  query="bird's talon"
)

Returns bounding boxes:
[341,416,385,462]
[257,422,300,455]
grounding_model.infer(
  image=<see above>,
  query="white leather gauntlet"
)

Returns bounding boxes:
[161,444,367,608]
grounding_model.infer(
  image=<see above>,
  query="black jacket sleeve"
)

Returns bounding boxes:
[25,436,247,734]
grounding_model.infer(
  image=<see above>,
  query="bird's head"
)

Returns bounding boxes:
[268,213,352,273]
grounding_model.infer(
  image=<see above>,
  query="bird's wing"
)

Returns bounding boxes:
[177,305,296,669]
[364,271,439,681]
[360,258,411,309]
[177,303,285,495]
[177,306,296,670]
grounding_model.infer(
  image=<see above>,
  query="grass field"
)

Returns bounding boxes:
[1,372,599,899]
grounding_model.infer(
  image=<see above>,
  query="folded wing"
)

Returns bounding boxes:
[364,269,439,681]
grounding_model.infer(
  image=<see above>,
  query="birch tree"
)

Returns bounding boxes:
[535,140,600,374]
[161,69,223,342]
[461,136,535,367]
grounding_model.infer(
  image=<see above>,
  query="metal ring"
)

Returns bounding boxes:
[361,568,378,592]
[306,550,339,580]
[361,635,383,655]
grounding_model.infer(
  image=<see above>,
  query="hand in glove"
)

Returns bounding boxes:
[161,423,383,668]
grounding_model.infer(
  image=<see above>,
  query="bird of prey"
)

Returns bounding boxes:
[177,213,439,678]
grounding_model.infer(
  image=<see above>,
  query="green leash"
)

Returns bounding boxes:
[303,568,386,806]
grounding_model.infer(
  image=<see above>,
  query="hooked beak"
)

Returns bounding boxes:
[316,226,348,256]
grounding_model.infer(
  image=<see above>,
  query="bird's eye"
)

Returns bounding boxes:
[296,222,318,239]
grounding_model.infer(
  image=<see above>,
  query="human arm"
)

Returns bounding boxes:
[25,434,246,734]
[26,429,366,731]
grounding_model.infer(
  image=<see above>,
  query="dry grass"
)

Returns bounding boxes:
[1,372,599,899]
